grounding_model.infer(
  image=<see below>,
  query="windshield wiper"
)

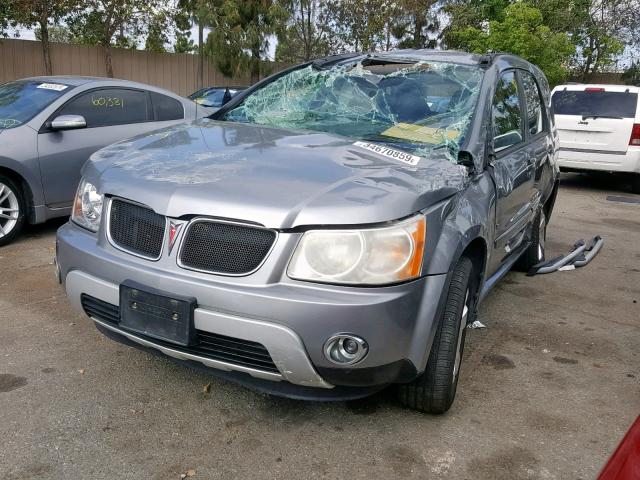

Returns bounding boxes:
[581,114,623,120]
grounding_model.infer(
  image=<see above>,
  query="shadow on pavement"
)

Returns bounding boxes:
[560,171,638,195]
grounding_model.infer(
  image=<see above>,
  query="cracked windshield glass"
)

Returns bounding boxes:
[222,58,483,163]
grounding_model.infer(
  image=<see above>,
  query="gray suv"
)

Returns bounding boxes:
[0,77,198,246]
[56,51,559,413]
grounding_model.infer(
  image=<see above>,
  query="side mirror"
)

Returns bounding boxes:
[50,115,86,131]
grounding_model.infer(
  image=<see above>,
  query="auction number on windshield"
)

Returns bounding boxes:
[91,95,124,108]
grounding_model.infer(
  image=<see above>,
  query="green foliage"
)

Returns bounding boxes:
[0,0,19,38]
[173,10,196,53]
[449,2,575,85]
[145,13,170,52]
[324,0,389,52]
[622,62,640,85]
[391,0,440,49]
[204,0,288,81]
[275,0,333,62]
[35,25,75,43]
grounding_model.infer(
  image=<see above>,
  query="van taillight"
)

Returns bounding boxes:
[584,87,605,92]
[630,124,640,146]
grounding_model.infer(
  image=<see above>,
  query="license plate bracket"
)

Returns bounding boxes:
[119,280,197,346]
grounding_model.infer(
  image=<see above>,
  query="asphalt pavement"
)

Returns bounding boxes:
[1,172,638,479]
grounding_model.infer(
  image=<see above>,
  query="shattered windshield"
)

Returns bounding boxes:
[221,58,483,162]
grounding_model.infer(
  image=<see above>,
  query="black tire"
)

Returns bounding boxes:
[0,174,26,247]
[515,209,546,272]
[631,174,640,195]
[397,256,474,414]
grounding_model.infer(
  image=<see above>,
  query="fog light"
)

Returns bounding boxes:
[324,334,368,365]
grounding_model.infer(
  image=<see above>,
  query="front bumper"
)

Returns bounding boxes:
[57,222,447,396]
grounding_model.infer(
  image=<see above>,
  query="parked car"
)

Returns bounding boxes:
[56,51,559,413]
[189,86,246,108]
[551,83,640,193]
[0,76,200,246]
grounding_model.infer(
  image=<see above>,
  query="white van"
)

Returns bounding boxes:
[551,84,640,193]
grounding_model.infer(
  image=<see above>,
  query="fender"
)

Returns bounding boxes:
[0,156,45,224]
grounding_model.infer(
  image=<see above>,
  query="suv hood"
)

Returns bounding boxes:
[85,119,468,229]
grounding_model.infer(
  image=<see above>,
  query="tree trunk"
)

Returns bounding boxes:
[105,44,114,77]
[250,44,260,84]
[198,23,204,89]
[39,21,52,75]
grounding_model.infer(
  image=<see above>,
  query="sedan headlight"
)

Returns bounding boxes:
[288,215,426,285]
[71,179,103,232]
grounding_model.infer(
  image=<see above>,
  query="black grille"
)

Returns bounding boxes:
[81,294,119,324]
[109,199,165,259]
[80,295,279,374]
[180,221,276,275]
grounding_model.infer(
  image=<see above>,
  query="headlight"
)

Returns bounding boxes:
[71,179,103,232]
[287,215,426,285]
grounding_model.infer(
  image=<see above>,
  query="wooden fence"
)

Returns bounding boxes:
[0,39,290,96]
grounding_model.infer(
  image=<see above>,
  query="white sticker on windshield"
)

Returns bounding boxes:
[37,83,68,91]
[353,141,420,166]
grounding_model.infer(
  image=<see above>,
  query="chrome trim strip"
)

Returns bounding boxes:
[176,217,279,277]
[559,147,627,155]
[64,270,333,389]
[105,197,167,261]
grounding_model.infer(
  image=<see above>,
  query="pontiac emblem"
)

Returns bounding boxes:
[168,221,183,254]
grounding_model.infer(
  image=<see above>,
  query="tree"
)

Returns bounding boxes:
[35,24,74,43]
[390,0,439,49]
[622,61,640,84]
[173,10,196,53]
[570,0,637,80]
[13,0,77,75]
[275,0,333,62]
[449,2,575,85]
[145,12,170,52]
[177,0,208,85]
[324,0,388,52]
[67,0,166,77]
[205,0,288,83]
[1,1,19,38]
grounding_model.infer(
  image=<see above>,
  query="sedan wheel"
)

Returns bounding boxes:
[0,177,25,246]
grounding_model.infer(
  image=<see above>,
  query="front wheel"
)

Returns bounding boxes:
[0,175,26,247]
[397,256,475,414]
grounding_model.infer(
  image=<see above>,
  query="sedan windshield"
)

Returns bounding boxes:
[221,59,483,162]
[0,80,71,129]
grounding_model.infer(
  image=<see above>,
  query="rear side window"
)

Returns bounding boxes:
[150,92,184,121]
[58,88,151,127]
[520,72,544,135]
[552,90,638,118]
[492,71,523,152]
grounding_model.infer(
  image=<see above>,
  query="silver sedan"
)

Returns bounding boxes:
[0,76,203,245]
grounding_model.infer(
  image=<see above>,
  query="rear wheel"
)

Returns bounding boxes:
[0,175,26,247]
[515,210,546,271]
[397,256,475,414]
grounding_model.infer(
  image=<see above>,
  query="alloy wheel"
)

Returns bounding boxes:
[0,182,20,239]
